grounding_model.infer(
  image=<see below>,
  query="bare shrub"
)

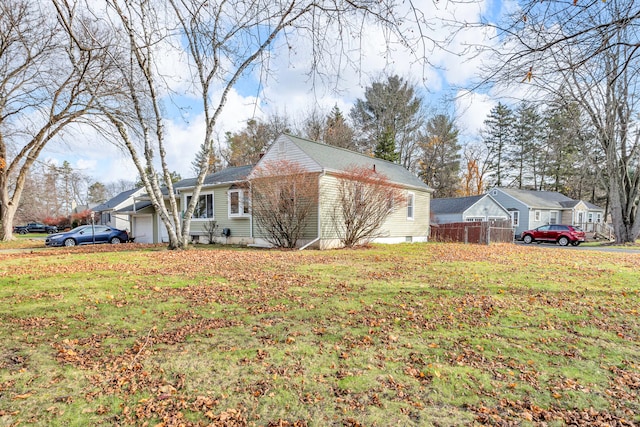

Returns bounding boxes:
[250,160,319,249]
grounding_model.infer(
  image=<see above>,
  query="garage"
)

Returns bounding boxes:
[132,215,153,243]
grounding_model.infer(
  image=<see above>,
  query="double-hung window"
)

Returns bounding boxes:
[228,189,250,217]
[187,194,214,219]
[511,210,519,226]
[407,192,415,220]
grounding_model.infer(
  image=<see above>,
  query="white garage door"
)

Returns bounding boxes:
[133,216,153,243]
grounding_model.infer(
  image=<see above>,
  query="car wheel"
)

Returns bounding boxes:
[523,235,533,244]
[571,241,581,246]
[558,236,569,246]
[19,229,28,235]
[110,237,121,244]
[64,238,76,247]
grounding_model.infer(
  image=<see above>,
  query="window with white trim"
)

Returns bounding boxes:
[549,211,559,224]
[534,210,541,222]
[187,193,214,219]
[510,210,519,226]
[407,192,415,220]
[228,189,250,217]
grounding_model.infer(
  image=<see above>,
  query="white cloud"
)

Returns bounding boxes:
[455,89,496,141]
[39,0,509,186]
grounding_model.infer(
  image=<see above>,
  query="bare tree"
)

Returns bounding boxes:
[0,1,108,240]
[250,160,319,248]
[56,0,433,249]
[331,165,405,247]
[469,0,640,243]
[460,143,490,196]
[222,116,291,167]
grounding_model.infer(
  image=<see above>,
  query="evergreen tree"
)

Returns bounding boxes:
[542,100,583,194]
[374,127,399,162]
[418,114,461,197]
[512,102,543,189]
[324,105,356,150]
[350,75,423,168]
[482,103,514,187]
[87,182,107,205]
[192,142,223,176]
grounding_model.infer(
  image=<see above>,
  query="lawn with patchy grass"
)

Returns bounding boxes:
[0,242,638,426]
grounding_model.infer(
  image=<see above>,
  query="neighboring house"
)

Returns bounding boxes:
[488,187,606,237]
[430,194,511,224]
[125,134,432,248]
[92,187,145,232]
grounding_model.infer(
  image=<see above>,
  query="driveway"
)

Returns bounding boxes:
[514,241,640,254]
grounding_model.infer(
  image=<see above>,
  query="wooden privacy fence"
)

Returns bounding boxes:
[430,219,514,244]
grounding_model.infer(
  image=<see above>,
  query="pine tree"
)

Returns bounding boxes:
[324,105,356,150]
[482,103,514,187]
[512,102,543,189]
[374,127,399,162]
[350,75,423,167]
[418,114,461,197]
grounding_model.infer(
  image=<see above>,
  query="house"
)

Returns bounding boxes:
[125,134,432,248]
[124,165,253,244]
[92,187,145,232]
[488,187,606,237]
[250,134,432,249]
[430,194,511,224]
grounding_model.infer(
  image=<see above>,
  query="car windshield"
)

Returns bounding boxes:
[69,226,90,233]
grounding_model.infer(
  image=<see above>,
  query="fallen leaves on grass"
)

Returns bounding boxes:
[1,243,640,425]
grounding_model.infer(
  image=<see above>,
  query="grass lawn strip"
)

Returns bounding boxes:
[0,243,638,426]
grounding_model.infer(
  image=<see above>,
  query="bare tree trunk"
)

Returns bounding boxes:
[0,1,110,241]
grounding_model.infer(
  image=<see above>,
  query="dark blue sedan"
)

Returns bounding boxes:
[45,225,129,247]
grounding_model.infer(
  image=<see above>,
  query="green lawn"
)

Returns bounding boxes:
[0,242,638,426]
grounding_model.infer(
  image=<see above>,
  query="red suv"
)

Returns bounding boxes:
[521,224,586,246]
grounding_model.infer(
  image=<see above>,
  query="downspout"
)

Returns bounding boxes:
[300,170,325,251]
[249,180,253,240]
[299,237,320,251]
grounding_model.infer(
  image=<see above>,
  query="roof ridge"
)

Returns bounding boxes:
[284,133,406,169]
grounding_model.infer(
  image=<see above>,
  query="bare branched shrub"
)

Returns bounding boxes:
[203,220,218,244]
[332,165,405,247]
[250,160,319,249]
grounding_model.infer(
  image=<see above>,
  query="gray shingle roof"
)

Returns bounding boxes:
[497,188,574,209]
[497,187,604,210]
[284,135,431,191]
[93,188,142,212]
[174,165,254,189]
[430,195,485,215]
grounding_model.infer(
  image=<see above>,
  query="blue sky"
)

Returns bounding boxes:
[42,0,506,186]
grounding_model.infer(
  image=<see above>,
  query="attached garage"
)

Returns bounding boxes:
[132,215,154,243]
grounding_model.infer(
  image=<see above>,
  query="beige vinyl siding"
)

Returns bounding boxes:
[251,175,320,242]
[181,185,251,238]
[382,189,430,238]
[318,174,430,242]
[318,174,342,239]
[256,135,323,173]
